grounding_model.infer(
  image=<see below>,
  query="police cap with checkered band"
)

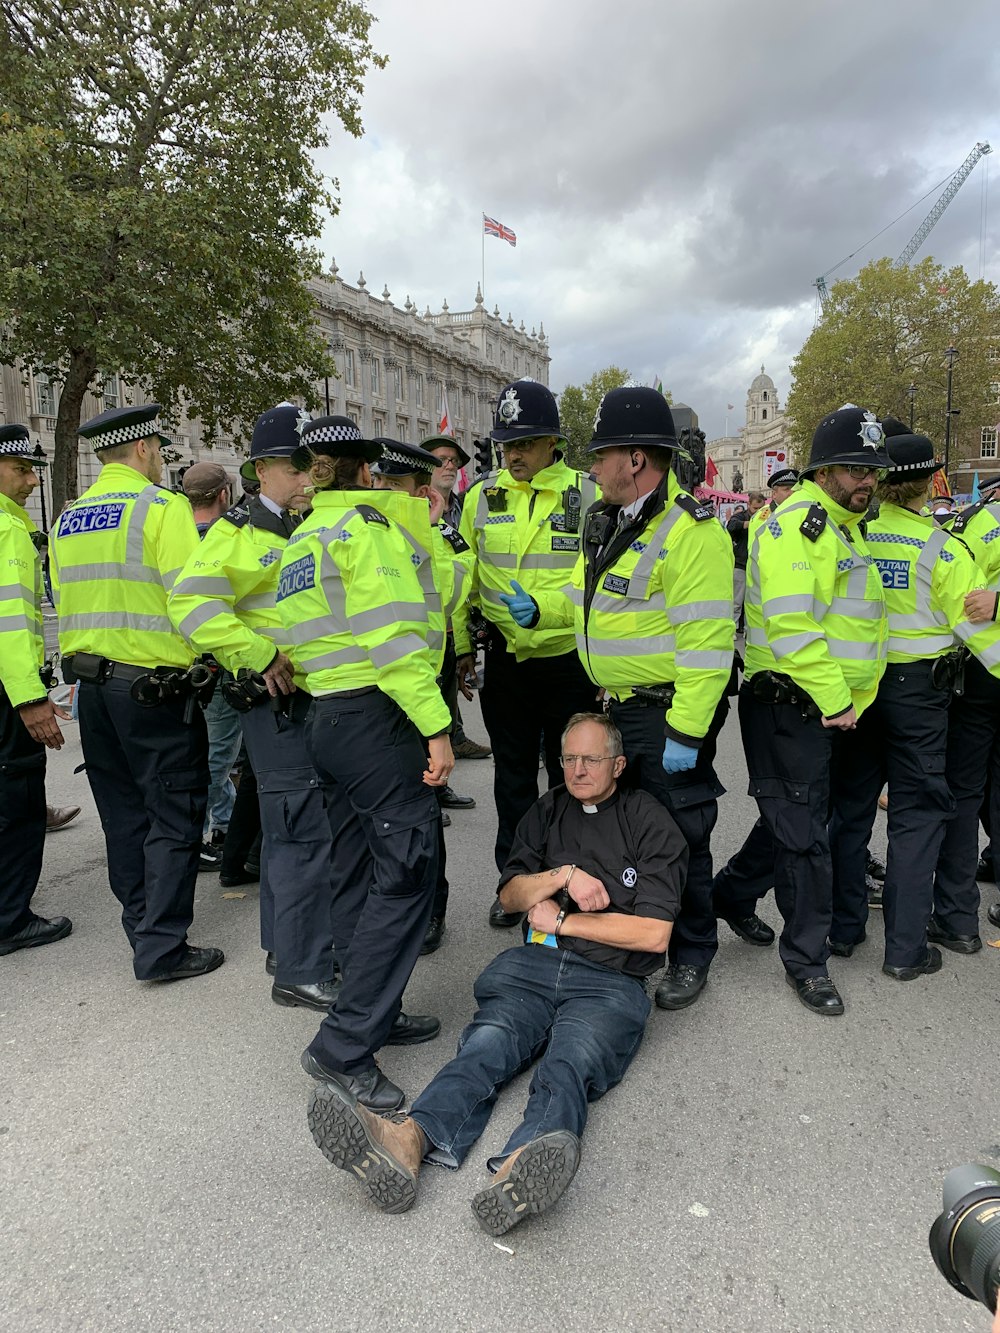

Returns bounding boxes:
[79,403,162,454]
[768,467,799,489]
[490,379,567,445]
[880,416,943,481]
[587,385,679,452]
[240,402,315,481]
[290,415,383,469]
[801,405,892,474]
[0,423,47,466]
[371,439,443,478]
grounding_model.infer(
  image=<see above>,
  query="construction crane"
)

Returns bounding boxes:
[814,141,992,310]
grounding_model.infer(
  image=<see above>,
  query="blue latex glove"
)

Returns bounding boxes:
[662,738,699,774]
[498,579,538,628]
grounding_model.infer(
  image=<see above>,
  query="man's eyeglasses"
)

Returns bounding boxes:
[839,465,887,481]
[560,754,615,770]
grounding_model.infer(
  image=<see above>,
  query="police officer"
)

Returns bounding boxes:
[828,422,1000,976]
[751,468,799,535]
[49,404,223,982]
[277,417,451,1113]
[0,425,72,956]
[169,403,341,1010]
[715,406,889,1015]
[370,437,474,954]
[503,386,736,1010]
[455,380,599,921]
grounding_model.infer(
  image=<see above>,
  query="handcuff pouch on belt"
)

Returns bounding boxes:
[61,652,111,685]
[220,667,272,712]
[931,648,966,696]
[631,684,677,708]
[130,661,217,723]
[751,671,820,719]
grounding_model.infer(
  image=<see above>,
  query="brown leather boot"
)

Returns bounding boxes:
[308,1082,426,1214]
[470,1131,581,1235]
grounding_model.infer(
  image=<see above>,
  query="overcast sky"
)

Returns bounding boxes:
[314,0,1000,442]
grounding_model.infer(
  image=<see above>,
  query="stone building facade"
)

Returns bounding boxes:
[737,366,794,491]
[703,434,743,492]
[2,262,549,526]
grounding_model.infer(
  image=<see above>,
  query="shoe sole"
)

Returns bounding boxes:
[307,1084,417,1214]
[0,920,73,956]
[470,1132,581,1237]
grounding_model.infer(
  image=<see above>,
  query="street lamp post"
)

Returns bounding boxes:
[943,347,959,480]
[324,376,331,414]
[32,442,48,531]
[907,382,917,430]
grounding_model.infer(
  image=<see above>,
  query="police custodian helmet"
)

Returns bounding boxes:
[801,405,891,475]
[588,385,679,453]
[490,379,566,445]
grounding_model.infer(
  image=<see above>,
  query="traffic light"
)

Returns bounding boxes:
[473,437,494,477]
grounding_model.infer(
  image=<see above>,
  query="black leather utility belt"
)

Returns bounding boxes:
[930,649,966,696]
[750,671,820,719]
[63,652,216,722]
[318,685,379,699]
[629,684,677,707]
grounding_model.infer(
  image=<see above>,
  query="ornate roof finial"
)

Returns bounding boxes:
[329,256,339,279]
[357,271,366,289]
[475,282,484,307]
[382,284,391,302]
[442,298,449,312]
[404,294,413,312]
[424,304,432,318]
[493,304,500,317]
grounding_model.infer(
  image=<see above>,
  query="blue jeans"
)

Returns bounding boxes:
[203,690,242,837]
[410,944,650,1171]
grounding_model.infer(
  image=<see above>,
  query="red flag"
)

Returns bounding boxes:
[438,386,453,437]
[705,455,719,487]
[932,468,952,498]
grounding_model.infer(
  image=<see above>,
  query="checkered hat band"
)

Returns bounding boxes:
[378,446,434,472]
[0,441,32,457]
[303,423,362,445]
[888,459,941,473]
[90,420,156,451]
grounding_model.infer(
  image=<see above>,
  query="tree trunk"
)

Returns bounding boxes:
[52,349,98,515]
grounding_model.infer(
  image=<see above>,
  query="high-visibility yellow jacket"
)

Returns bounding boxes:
[745,477,887,718]
[946,500,1000,584]
[868,502,1000,670]
[532,472,735,745]
[455,455,598,661]
[276,488,452,738]
[0,491,46,707]
[167,497,302,683]
[49,463,199,669]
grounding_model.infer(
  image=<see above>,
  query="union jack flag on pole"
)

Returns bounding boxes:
[483,214,517,247]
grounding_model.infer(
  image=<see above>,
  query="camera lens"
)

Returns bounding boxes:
[929,1164,1000,1314]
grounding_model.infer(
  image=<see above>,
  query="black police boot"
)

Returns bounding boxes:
[264,951,276,976]
[827,930,866,959]
[882,946,944,981]
[384,1013,441,1046]
[271,979,341,1011]
[0,914,73,957]
[489,899,524,928]
[988,901,1000,928]
[145,945,225,982]
[654,963,709,1010]
[784,972,844,1015]
[866,852,886,882]
[420,916,446,955]
[300,1050,405,1113]
[438,785,476,811]
[976,852,995,883]
[926,915,982,955]
[721,914,775,947]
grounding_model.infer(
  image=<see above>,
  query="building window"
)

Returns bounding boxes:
[981,427,998,459]
[102,373,119,409]
[396,417,408,438]
[414,375,423,407]
[370,358,381,396]
[344,349,356,387]
[991,382,1000,405]
[35,372,56,416]
[500,346,507,368]
[394,365,403,402]
[989,346,1000,362]
[762,409,767,421]
[487,342,494,363]
[762,391,768,402]
[373,415,384,436]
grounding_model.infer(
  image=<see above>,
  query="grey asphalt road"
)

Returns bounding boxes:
[1,692,997,1333]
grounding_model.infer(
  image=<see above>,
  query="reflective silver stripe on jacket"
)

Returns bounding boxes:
[370,633,426,668]
[348,601,425,636]
[171,575,234,598]
[54,562,161,585]
[299,644,367,672]
[58,611,175,634]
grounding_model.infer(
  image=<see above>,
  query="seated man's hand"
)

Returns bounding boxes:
[527,897,559,935]
[498,580,538,628]
[964,588,997,623]
[662,738,698,773]
[567,867,610,913]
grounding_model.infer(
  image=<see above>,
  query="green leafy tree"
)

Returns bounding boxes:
[787,258,1000,478]
[0,0,386,508]
[557,365,633,468]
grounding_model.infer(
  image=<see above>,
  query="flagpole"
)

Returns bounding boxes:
[481,214,486,303]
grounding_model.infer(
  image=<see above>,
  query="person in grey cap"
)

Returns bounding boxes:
[0,425,72,956]
[49,403,223,982]
[169,403,341,1011]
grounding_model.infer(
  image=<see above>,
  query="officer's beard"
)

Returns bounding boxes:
[821,472,873,514]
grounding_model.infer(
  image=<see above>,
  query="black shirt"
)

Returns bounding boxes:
[727,508,751,569]
[498,785,688,978]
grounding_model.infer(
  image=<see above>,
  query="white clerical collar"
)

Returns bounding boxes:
[258,493,284,518]
[620,488,658,522]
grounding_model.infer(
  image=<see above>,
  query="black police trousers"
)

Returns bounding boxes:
[0,693,46,937]
[609,692,728,969]
[716,684,835,980]
[305,690,440,1075]
[933,657,1000,936]
[240,692,335,986]
[829,662,953,968]
[78,678,208,978]
[480,631,599,872]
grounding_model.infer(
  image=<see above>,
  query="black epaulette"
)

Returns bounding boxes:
[800,504,827,542]
[673,493,714,522]
[355,503,390,527]
[222,503,251,528]
[439,523,470,554]
[947,500,985,535]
